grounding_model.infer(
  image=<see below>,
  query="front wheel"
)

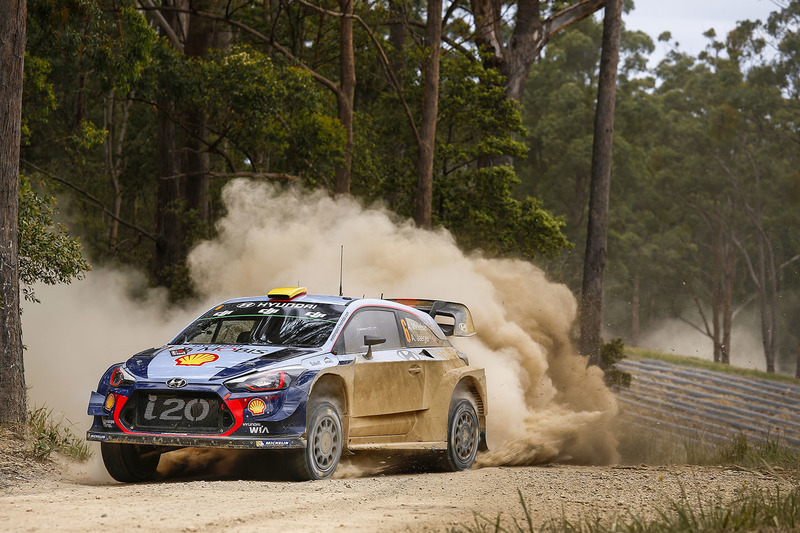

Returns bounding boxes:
[444,398,479,471]
[101,442,160,482]
[290,401,343,480]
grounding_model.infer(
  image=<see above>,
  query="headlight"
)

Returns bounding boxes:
[109,365,137,387]
[224,366,305,392]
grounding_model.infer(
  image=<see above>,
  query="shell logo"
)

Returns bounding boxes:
[175,353,219,366]
[248,398,267,415]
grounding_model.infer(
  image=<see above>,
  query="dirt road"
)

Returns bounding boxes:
[1,449,795,533]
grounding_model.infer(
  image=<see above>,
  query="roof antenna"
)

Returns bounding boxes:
[338,245,344,297]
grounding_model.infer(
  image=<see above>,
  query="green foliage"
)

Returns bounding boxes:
[599,338,631,390]
[18,175,91,302]
[442,166,570,258]
[21,53,57,145]
[28,407,90,461]
[192,46,345,184]
[352,49,568,259]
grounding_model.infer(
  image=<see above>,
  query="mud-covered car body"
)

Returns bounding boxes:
[87,287,487,481]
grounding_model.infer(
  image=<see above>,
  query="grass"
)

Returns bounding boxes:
[626,347,800,385]
[28,406,90,461]
[450,485,800,533]
[617,428,800,470]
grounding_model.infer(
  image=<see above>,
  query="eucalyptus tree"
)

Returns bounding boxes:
[0,0,27,426]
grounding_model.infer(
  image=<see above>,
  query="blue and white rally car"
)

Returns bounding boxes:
[87,287,487,481]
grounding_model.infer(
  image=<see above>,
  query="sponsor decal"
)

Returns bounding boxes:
[175,353,219,366]
[170,348,191,357]
[247,398,267,416]
[198,345,269,355]
[255,440,291,448]
[256,301,318,309]
[104,393,116,411]
[87,432,108,441]
[237,302,256,308]
[248,425,270,434]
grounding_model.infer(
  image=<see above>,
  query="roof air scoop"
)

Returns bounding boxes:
[268,287,308,300]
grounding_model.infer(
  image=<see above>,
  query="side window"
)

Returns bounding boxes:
[342,309,402,353]
[398,311,446,348]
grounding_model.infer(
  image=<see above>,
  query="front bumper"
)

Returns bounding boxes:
[86,429,305,449]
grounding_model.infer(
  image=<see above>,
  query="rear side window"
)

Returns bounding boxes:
[398,311,448,348]
[341,309,402,353]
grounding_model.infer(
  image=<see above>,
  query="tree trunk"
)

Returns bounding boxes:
[334,0,355,195]
[105,92,133,253]
[720,236,737,365]
[631,274,640,346]
[796,339,800,379]
[469,0,604,169]
[414,0,442,229]
[183,7,214,228]
[153,4,186,287]
[711,218,722,362]
[579,0,620,365]
[154,96,185,287]
[0,0,27,426]
[470,0,605,104]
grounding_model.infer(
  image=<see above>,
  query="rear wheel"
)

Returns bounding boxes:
[101,442,160,482]
[290,401,343,480]
[444,398,479,471]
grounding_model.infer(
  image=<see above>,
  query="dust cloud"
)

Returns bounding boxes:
[21,179,618,478]
[189,180,619,465]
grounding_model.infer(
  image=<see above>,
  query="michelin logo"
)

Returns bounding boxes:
[255,440,291,448]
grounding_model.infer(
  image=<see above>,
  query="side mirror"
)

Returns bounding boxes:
[363,335,386,359]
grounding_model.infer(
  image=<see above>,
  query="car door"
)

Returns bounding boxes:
[344,308,426,437]
[395,310,453,411]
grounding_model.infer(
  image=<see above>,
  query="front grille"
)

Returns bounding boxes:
[121,391,234,434]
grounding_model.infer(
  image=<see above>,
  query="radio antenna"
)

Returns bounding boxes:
[338,245,344,297]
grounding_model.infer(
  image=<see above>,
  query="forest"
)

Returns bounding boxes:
[2,0,799,411]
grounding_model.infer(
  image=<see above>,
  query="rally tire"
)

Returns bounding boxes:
[291,401,343,481]
[444,398,480,471]
[101,442,160,483]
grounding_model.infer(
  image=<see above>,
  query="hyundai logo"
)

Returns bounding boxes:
[166,378,187,388]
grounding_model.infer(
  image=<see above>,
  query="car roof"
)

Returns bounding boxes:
[221,293,358,307]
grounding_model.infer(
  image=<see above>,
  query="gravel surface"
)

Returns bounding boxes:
[1,444,796,533]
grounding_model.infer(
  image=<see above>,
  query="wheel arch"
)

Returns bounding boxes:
[448,370,488,452]
[308,372,350,443]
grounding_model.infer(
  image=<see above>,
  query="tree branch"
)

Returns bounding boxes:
[546,0,607,39]
[20,160,158,243]
[291,0,421,145]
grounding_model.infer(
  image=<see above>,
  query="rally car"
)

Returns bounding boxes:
[87,287,487,482]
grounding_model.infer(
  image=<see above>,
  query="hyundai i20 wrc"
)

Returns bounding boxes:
[87,287,487,481]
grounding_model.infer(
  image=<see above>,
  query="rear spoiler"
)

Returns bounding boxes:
[388,299,476,337]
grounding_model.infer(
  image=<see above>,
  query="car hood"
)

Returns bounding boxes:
[125,345,320,382]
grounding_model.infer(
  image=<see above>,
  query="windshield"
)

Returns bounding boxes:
[171,300,344,348]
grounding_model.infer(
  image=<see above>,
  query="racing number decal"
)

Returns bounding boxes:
[400,318,412,343]
[144,396,211,422]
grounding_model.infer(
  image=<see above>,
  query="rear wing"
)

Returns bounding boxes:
[388,299,476,337]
